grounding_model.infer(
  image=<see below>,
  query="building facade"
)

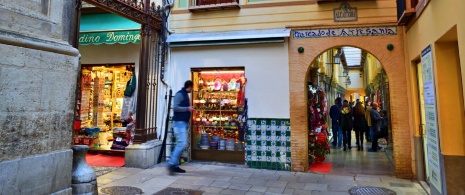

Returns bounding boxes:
[0,1,79,194]
[163,0,414,174]
[401,0,465,194]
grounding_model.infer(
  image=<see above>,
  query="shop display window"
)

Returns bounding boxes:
[74,64,134,150]
[190,68,247,162]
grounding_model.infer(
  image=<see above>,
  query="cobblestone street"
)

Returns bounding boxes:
[96,162,428,195]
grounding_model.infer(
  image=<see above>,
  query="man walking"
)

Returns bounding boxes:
[168,80,195,175]
[368,102,383,152]
[329,97,343,148]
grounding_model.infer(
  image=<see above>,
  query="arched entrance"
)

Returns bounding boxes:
[289,26,414,179]
[306,46,394,176]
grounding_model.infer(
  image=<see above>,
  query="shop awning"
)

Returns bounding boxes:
[79,13,141,45]
[167,28,291,47]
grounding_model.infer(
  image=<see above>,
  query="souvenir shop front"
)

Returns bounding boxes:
[73,13,140,154]
[190,68,248,162]
[166,32,291,166]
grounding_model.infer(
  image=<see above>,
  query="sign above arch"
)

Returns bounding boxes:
[293,26,397,39]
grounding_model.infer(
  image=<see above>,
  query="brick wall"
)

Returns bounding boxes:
[288,26,414,179]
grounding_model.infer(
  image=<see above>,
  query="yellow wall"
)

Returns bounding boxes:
[406,0,465,155]
[170,0,397,33]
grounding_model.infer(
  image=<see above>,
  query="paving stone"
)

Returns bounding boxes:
[275,171,296,176]
[220,189,247,195]
[265,187,285,194]
[210,181,231,188]
[279,175,298,182]
[260,170,277,175]
[214,176,233,182]
[228,183,252,191]
[354,176,381,182]
[283,188,294,194]
[265,180,288,188]
[96,178,113,185]
[192,178,215,186]
[251,173,280,181]
[245,192,264,195]
[304,183,328,191]
[323,175,354,180]
[317,179,356,185]
[293,189,311,195]
[249,185,268,193]
[311,191,348,195]
[285,182,305,190]
[230,177,250,184]
[168,183,201,190]
[247,179,267,186]
[199,186,223,193]
[327,184,357,192]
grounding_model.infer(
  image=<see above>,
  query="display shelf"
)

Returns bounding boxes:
[194,109,237,112]
[194,91,238,93]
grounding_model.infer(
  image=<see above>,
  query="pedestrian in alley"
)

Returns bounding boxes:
[339,101,353,151]
[353,102,367,151]
[168,80,195,175]
[329,97,343,148]
[368,102,383,152]
[380,110,389,144]
[365,101,373,142]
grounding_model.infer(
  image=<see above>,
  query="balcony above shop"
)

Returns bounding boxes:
[188,0,240,12]
[397,0,418,26]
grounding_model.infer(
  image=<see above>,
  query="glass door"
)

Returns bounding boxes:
[417,62,430,183]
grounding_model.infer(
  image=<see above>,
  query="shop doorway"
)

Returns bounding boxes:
[306,46,394,175]
[75,64,136,156]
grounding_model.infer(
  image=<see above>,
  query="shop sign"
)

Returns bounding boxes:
[293,26,397,39]
[79,30,141,45]
[334,2,358,22]
[420,45,443,193]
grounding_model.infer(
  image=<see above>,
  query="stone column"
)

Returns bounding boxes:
[71,145,98,195]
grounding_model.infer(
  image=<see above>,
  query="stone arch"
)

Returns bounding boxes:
[289,26,414,178]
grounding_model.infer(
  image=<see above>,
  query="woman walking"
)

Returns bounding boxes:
[339,102,353,151]
[353,102,367,151]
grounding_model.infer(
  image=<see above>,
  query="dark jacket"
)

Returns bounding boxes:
[329,102,342,124]
[353,113,366,132]
[173,88,191,122]
[370,109,383,131]
[339,107,353,131]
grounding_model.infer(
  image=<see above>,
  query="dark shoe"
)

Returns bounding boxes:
[168,165,186,175]
[361,146,364,151]
[343,146,347,151]
[368,149,378,152]
[348,146,352,149]
[357,146,360,151]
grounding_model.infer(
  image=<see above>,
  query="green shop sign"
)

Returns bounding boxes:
[79,30,141,45]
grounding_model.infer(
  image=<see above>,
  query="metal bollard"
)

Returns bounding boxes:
[71,145,98,195]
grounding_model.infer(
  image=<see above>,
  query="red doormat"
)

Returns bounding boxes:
[309,162,332,173]
[86,153,125,167]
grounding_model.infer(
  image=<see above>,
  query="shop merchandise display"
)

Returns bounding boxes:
[308,87,330,165]
[74,65,133,150]
[190,70,247,162]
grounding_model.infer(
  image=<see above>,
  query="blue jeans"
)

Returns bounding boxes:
[369,127,374,142]
[332,124,343,147]
[168,121,188,167]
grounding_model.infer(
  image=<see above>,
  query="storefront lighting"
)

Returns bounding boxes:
[200,71,245,74]
[334,52,341,64]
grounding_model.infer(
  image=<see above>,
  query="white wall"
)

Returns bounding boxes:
[166,41,290,119]
[347,70,364,89]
